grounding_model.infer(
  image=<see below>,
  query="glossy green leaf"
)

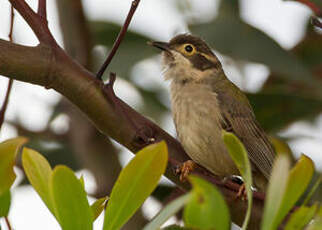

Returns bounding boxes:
[103,141,168,230]
[91,196,108,221]
[303,175,321,205]
[269,137,294,161]
[183,175,230,230]
[22,148,55,215]
[275,155,315,227]
[306,206,322,230]
[190,0,314,84]
[284,204,318,230]
[50,166,92,230]
[222,131,252,230]
[0,189,11,217]
[0,137,28,195]
[261,154,290,230]
[143,193,191,230]
[79,175,85,189]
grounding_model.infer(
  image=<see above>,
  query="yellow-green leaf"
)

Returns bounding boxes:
[183,175,230,230]
[143,193,191,230]
[22,148,55,215]
[261,154,290,230]
[0,189,11,217]
[0,137,28,195]
[103,141,168,230]
[50,166,92,230]
[306,206,322,230]
[91,196,108,221]
[284,204,318,230]
[275,155,315,227]
[222,131,252,230]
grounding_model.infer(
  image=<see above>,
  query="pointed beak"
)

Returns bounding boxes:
[147,41,171,52]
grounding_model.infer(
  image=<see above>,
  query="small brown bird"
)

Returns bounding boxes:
[150,34,275,191]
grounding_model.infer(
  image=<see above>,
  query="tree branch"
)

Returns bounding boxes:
[2,1,265,228]
[294,0,321,16]
[0,38,264,229]
[96,0,141,80]
[9,0,54,45]
[0,6,15,131]
[37,0,47,19]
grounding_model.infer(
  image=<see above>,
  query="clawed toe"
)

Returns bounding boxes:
[175,160,196,182]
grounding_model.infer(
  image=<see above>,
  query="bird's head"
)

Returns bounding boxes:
[149,34,222,82]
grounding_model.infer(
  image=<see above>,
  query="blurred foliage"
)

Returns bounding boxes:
[183,176,230,230]
[2,0,322,229]
[89,21,168,120]
[222,131,252,230]
[190,0,314,83]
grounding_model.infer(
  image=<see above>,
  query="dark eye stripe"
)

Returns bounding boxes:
[184,45,193,52]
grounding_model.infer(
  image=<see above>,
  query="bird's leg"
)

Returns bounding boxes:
[236,183,247,201]
[175,160,196,181]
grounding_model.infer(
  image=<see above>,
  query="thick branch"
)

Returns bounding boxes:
[0,39,264,229]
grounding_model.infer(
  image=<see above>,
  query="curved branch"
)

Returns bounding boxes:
[2,1,266,228]
[0,38,264,229]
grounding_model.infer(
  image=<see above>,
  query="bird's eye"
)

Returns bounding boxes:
[184,45,193,53]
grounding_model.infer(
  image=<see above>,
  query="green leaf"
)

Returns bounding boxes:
[103,141,168,230]
[22,147,55,215]
[189,0,314,84]
[0,189,11,217]
[161,225,193,230]
[91,196,108,221]
[275,155,315,226]
[284,204,318,230]
[50,166,93,230]
[306,206,322,230]
[183,175,230,230]
[0,137,28,195]
[261,154,290,230]
[222,131,252,230]
[269,137,294,161]
[79,174,85,189]
[303,175,321,205]
[143,193,191,230]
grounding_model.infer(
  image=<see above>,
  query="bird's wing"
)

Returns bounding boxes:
[216,85,275,179]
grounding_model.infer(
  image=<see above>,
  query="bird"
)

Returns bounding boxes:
[149,34,275,192]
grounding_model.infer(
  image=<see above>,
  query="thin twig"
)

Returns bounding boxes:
[5,217,12,230]
[8,6,14,41]
[96,0,141,80]
[8,0,55,45]
[37,0,47,19]
[0,6,15,131]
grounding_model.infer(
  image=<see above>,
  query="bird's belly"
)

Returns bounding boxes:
[172,91,238,176]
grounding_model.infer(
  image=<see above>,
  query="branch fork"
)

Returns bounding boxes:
[2,0,266,228]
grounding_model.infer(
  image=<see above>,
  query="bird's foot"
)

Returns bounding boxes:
[236,183,247,201]
[175,160,196,182]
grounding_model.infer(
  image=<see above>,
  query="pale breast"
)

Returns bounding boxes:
[170,82,238,176]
